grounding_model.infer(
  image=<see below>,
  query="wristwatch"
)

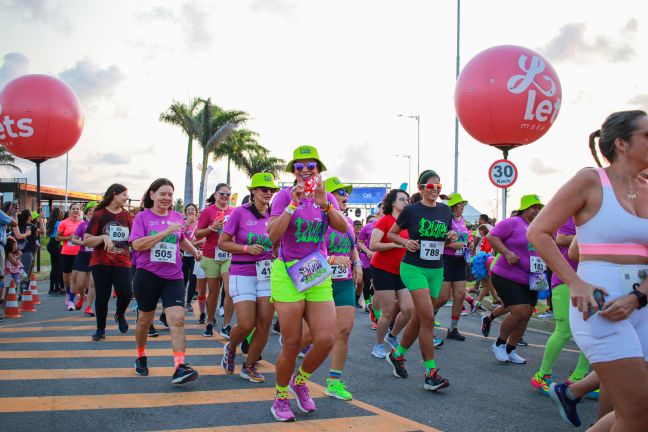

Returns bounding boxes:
[630,290,648,309]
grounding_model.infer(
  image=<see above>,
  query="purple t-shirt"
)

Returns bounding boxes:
[551,217,577,288]
[324,216,355,281]
[270,187,340,262]
[129,209,185,280]
[358,221,376,268]
[74,220,91,253]
[222,204,273,277]
[490,216,540,285]
[443,216,470,257]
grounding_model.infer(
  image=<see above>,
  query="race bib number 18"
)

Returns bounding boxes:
[420,240,443,261]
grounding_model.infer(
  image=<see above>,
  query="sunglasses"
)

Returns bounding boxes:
[294,162,318,171]
[336,189,348,197]
[256,187,275,194]
[396,197,409,202]
[420,183,442,191]
[217,192,231,197]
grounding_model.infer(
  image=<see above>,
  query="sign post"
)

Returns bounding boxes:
[488,156,518,219]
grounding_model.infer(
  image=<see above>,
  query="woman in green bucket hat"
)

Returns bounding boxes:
[266,145,348,422]
[218,173,279,384]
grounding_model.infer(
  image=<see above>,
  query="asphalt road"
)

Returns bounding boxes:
[0,282,599,431]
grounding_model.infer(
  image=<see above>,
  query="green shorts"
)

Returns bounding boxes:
[200,256,231,278]
[332,279,356,307]
[400,261,444,298]
[270,259,333,303]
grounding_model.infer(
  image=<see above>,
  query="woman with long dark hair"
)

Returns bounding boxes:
[182,203,199,311]
[55,203,82,310]
[14,209,40,291]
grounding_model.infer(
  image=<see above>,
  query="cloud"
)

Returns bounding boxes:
[332,142,378,181]
[528,158,560,176]
[0,52,29,88]
[627,93,648,108]
[1,0,70,31]
[539,19,638,63]
[58,59,125,108]
[86,152,130,165]
[181,2,212,50]
[137,6,174,21]
[249,0,297,18]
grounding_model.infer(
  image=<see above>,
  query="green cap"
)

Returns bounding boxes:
[247,173,279,191]
[31,211,39,220]
[285,145,327,173]
[324,176,352,195]
[447,193,468,207]
[85,201,98,211]
[518,194,544,212]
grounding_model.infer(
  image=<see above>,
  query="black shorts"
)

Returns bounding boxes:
[371,265,406,291]
[61,254,77,273]
[491,273,538,307]
[133,268,185,312]
[74,252,92,272]
[443,255,467,282]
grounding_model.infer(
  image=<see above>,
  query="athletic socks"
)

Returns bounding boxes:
[451,315,459,330]
[276,384,289,399]
[424,359,437,375]
[505,344,516,354]
[137,345,146,358]
[246,329,255,344]
[173,351,185,369]
[495,337,506,347]
[329,368,343,380]
[394,344,409,358]
[293,366,312,385]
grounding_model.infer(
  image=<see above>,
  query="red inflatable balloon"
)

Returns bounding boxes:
[0,74,83,161]
[455,45,561,150]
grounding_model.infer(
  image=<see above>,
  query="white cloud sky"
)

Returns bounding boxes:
[0,0,647,219]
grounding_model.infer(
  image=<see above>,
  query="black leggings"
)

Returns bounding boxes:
[362,266,373,301]
[182,255,197,304]
[47,240,64,292]
[91,265,132,330]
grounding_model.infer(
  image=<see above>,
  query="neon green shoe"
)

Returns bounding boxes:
[325,378,353,401]
[434,320,440,328]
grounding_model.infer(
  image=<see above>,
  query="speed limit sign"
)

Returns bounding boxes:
[489,159,518,189]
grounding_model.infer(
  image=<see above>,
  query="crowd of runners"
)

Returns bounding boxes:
[0,109,647,430]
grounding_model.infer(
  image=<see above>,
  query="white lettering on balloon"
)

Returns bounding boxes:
[0,104,34,140]
[506,55,561,125]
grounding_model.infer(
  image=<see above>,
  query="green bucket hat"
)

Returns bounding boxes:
[518,194,544,212]
[447,193,468,207]
[84,201,98,212]
[325,176,352,195]
[247,173,279,191]
[31,211,40,220]
[285,145,327,173]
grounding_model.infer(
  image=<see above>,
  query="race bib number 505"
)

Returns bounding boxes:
[151,242,177,263]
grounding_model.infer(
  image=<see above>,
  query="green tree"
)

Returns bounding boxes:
[159,98,201,207]
[173,198,183,212]
[235,148,285,179]
[0,147,22,172]
[212,129,266,184]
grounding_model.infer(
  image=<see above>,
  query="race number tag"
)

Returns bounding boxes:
[620,268,648,295]
[256,259,272,281]
[331,264,349,280]
[151,242,177,263]
[530,256,546,274]
[455,245,465,256]
[109,226,129,242]
[215,248,231,261]
[420,240,443,261]
[529,272,549,291]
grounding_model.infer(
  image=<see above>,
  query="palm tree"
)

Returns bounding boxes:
[0,147,21,172]
[159,98,201,206]
[212,129,265,184]
[237,149,285,179]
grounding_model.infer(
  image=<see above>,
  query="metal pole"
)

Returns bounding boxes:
[36,161,41,272]
[408,155,412,194]
[64,153,69,210]
[453,0,461,193]
[416,116,420,177]
[502,149,509,219]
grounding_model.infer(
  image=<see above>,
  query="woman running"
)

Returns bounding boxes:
[182,204,199,311]
[385,170,455,391]
[219,173,279,383]
[15,209,40,291]
[357,214,377,314]
[46,208,64,295]
[130,178,202,384]
[486,194,545,364]
[70,202,98,316]
[55,203,82,311]
[527,110,648,431]
[84,184,133,341]
[267,145,348,422]
[369,189,413,359]
[195,183,234,338]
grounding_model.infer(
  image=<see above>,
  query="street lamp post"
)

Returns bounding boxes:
[453,0,462,193]
[396,154,412,193]
[397,114,420,177]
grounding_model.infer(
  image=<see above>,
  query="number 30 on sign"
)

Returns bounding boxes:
[488,159,518,189]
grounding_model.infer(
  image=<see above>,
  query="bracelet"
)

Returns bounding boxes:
[243,245,248,253]
[208,226,218,232]
[289,200,300,207]
[353,259,362,267]
[322,201,332,214]
[328,256,335,265]
[285,205,296,215]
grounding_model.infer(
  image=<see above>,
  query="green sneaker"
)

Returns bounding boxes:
[434,320,440,328]
[325,378,353,401]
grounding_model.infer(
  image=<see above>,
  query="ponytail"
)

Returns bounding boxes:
[588,129,603,167]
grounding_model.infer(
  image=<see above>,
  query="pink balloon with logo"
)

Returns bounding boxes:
[454,45,562,149]
[0,74,83,161]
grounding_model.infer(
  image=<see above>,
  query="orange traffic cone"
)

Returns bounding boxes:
[20,285,36,312]
[4,280,22,318]
[29,273,41,305]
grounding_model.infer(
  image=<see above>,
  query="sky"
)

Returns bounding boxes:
[0,0,646,218]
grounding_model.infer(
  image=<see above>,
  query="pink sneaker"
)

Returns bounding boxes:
[289,374,316,412]
[271,397,295,422]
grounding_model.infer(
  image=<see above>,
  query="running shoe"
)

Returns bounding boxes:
[371,343,387,359]
[75,294,85,311]
[240,363,264,383]
[434,338,444,348]
[383,332,399,349]
[92,330,105,341]
[386,349,408,378]
[272,319,281,334]
[447,328,466,341]
[84,307,95,317]
[241,337,250,354]
[271,398,295,422]
[434,320,440,328]
[148,325,159,338]
[371,322,377,330]
[423,369,449,392]
[548,383,581,427]
[298,344,311,358]
[172,364,199,384]
[387,320,395,334]
[470,301,478,314]
[221,342,236,374]
[220,324,232,340]
[289,374,316,412]
[185,303,193,312]
[538,311,554,319]
[198,312,206,324]
[491,342,509,363]
[114,314,129,333]
[368,303,377,324]
[517,338,528,347]
[218,306,224,317]
[203,323,214,337]
[66,300,75,311]
[158,313,169,329]
[507,349,526,364]
[135,356,149,376]
[325,378,353,400]
[460,307,469,316]
[481,316,492,337]
[531,372,552,395]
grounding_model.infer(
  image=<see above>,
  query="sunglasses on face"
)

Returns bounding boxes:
[396,197,409,202]
[217,192,231,197]
[336,189,348,197]
[257,187,275,194]
[294,162,318,171]
[420,183,442,191]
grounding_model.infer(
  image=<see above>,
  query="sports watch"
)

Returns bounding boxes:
[630,290,648,309]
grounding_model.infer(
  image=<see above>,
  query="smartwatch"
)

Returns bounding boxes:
[630,290,648,309]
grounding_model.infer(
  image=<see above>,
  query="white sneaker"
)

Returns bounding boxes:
[372,343,387,359]
[383,332,399,349]
[491,342,509,363]
[507,349,526,364]
[538,311,554,320]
